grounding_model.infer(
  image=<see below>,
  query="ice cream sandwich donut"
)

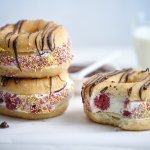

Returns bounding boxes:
[0,72,73,119]
[81,69,150,130]
[0,20,73,78]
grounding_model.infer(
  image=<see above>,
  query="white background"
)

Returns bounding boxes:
[0,0,150,48]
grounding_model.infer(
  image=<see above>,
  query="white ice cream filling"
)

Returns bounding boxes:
[90,92,150,117]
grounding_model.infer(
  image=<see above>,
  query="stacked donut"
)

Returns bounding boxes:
[0,20,73,119]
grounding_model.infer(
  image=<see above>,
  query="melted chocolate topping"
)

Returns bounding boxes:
[54,83,67,93]
[35,32,42,57]
[13,36,22,71]
[4,20,26,70]
[1,20,59,70]
[47,26,58,51]
[1,76,66,94]
[0,24,11,31]
[83,69,132,98]
[1,77,10,86]
[142,68,150,73]
[128,87,132,96]
[146,68,150,72]
[82,68,150,104]
[6,32,13,48]
[49,77,52,94]
[27,33,31,50]
[139,79,150,100]
[119,69,133,83]
[41,23,51,51]
[58,75,66,82]
[1,77,21,86]
[88,69,131,96]
[125,71,135,83]
[100,86,108,93]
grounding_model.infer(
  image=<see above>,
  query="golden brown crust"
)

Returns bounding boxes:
[84,105,150,131]
[0,62,70,78]
[0,20,68,52]
[82,69,150,102]
[0,80,74,119]
[0,71,69,95]
[0,100,69,120]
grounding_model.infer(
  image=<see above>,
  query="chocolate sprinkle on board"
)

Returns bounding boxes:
[0,121,9,129]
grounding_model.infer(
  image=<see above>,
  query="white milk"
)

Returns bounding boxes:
[133,26,150,69]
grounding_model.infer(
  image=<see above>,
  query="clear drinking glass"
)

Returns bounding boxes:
[133,12,150,69]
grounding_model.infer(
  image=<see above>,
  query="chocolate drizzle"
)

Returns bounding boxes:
[82,69,150,102]
[35,32,42,57]
[100,86,108,93]
[82,69,133,99]
[127,74,150,99]
[5,32,13,48]
[47,26,58,51]
[11,20,25,71]
[1,77,21,86]
[41,23,50,51]
[125,71,135,83]
[119,69,133,83]
[139,79,150,100]
[27,33,31,50]
[1,77,10,86]
[142,68,150,73]
[1,20,59,71]
[49,77,52,94]
[4,20,26,70]
[146,68,149,72]
[13,20,25,33]
[54,83,67,93]
[88,69,130,96]
[0,24,10,31]
[58,75,66,82]
[128,87,132,96]
[13,36,22,71]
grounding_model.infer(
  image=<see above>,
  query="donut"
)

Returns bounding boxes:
[0,20,73,78]
[81,69,150,130]
[0,72,73,119]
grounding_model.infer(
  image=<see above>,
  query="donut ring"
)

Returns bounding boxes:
[0,20,73,78]
[0,72,74,119]
[81,69,150,130]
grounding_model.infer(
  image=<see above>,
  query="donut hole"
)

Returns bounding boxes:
[18,20,45,34]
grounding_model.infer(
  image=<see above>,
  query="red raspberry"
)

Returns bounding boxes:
[0,91,4,103]
[0,98,3,103]
[122,110,131,117]
[30,104,42,113]
[5,95,21,110]
[94,93,110,111]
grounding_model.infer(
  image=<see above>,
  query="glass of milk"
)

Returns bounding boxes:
[133,13,150,69]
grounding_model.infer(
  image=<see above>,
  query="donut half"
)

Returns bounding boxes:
[0,72,73,119]
[81,69,150,130]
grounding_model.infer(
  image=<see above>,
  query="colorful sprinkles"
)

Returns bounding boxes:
[0,87,71,114]
[85,94,150,119]
[122,102,150,119]
[0,41,73,71]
